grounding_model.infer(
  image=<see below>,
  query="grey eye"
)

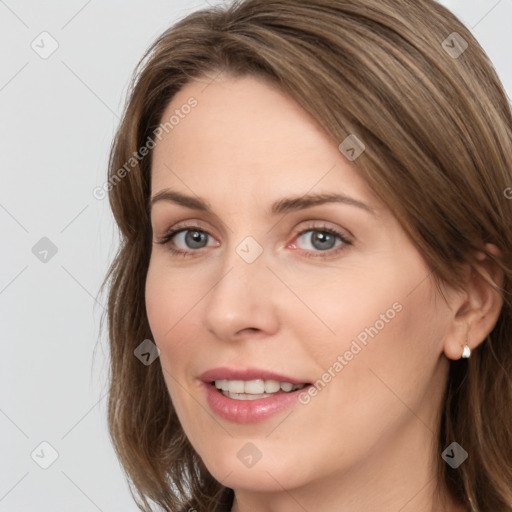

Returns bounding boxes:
[297,230,341,251]
[177,230,210,249]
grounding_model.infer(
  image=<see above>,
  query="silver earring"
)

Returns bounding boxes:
[461,329,471,359]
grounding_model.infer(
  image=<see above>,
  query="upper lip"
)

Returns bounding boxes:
[200,367,310,385]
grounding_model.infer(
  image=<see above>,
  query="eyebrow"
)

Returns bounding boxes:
[149,189,374,216]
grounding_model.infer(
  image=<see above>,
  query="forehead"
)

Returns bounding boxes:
[151,74,377,207]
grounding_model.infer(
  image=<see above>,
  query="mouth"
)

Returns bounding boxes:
[211,379,310,400]
[199,367,313,422]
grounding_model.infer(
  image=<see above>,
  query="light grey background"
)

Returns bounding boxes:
[1,1,510,511]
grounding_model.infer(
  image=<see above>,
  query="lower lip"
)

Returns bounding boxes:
[203,382,310,423]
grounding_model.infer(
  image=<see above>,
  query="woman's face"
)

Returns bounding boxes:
[146,74,455,497]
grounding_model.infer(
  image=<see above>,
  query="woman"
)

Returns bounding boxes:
[99,0,512,510]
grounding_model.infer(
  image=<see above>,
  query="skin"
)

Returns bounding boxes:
[145,73,503,512]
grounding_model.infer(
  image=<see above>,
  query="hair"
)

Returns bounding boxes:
[98,1,512,510]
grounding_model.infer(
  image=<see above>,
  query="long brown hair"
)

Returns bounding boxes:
[98,1,512,510]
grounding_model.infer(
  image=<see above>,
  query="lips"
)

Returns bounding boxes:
[199,367,312,423]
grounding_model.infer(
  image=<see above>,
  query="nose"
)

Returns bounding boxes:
[203,241,281,341]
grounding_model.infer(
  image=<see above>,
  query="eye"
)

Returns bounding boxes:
[173,229,210,249]
[291,224,352,258]
[155,225,218,256]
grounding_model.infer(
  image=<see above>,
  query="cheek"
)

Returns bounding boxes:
[145,259,197,377]
[145,256,201,340]
[286,261,407,365]
[300,251,441,406]
[145,262,201,426]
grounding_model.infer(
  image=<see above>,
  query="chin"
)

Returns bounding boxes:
[199,444,313,492]
[210,462,298,492]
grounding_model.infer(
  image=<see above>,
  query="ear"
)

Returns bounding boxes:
[443,243,505,360]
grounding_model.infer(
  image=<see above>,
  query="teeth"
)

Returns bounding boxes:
[228,380,245,393]
[245,379,265,394]
[214,379,306,395]
[280,382,293,392]
[265,380,281,393]
[216,379,230,391]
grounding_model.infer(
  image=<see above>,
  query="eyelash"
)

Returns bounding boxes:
[155,223,352,259]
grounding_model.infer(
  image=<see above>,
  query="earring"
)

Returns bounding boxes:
[461,327,471,359]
